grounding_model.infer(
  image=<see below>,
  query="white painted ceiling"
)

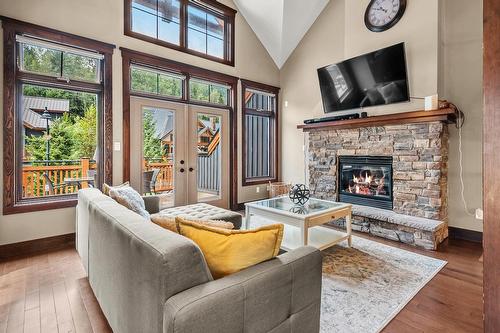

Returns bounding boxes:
[234,0,330,69]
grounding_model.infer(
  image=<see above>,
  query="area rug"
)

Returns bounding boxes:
[320,235,447,333]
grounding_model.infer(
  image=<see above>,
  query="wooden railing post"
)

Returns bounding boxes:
[81,158,90,189]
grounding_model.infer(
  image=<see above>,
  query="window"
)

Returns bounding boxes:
[241,79,280,186]
[17,35,102,83]
[2,17,114,214]
[125,0,236,66]
[128,58,231,107]
[130,65,184,98]
[189,78,229,105]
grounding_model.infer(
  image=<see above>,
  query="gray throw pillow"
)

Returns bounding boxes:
[109,186,150,220]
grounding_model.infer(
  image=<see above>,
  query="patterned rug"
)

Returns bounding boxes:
[320,235,447,333]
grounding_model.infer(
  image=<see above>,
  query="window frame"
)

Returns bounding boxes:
[1,16,115,215]
[241,79,280,186]
[124,0,236,66]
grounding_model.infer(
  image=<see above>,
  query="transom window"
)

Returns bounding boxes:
[130,65,184,98]
[17,35,103,83]
[189,78,229,105]
[125,0,236,66]
[129,62,230,107]
[241,80,280,186]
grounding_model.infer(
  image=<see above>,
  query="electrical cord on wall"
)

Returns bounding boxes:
[451,102,475,217]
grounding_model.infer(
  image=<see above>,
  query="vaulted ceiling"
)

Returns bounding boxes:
[233,0,330,69]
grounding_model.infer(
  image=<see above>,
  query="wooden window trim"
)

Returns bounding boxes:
[120,47,239,209]
[124,0,236,66]
[241,79,280,186]
[483,0,500,329]
[1,16,115,215]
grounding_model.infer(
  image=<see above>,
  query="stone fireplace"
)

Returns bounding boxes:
[305,120,450,249]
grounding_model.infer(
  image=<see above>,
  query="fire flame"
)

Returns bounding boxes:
[347,171,386,196]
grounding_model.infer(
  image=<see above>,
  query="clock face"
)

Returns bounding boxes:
[365,0,406,32]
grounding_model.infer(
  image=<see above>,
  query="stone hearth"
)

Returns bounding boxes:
[307,121,449,249]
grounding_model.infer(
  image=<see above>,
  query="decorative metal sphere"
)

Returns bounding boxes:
[289,184,310,205]
[289,205,307,214]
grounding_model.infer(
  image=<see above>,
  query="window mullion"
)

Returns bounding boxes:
[156,0,159,39]
[60,52,64,79]
[180,0,187,49]
[156,72,160,95]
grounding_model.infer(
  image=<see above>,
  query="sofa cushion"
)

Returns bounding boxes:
[109,186,150,220]
[176,217,284,279]
[103,181,130,196]
[151,214,234,233]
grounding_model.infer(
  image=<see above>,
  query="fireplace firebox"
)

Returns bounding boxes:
[338,156,393,210]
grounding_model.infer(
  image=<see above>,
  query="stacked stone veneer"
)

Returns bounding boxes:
[307,121,449,249]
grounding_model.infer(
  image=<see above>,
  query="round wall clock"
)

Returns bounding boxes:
[365,0,407,32]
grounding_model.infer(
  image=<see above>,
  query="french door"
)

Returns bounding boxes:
[130,97,230,209]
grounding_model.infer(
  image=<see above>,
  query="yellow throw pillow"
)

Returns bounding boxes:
[151,214,234,233]
[103,181,130,196]
[176,217,284,279]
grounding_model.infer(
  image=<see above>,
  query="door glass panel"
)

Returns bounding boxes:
[142,107,175,208]
[196,113,221,202]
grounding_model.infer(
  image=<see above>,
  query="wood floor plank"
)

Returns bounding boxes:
[39,283,57,333]
[65,280,92,333]
[52,282,75,333]
[78,279,112,333]
[23,307,40,333]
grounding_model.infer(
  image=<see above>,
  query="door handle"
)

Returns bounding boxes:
[180,160,185,165]
[180,168,185,173]
[189,167,194,172]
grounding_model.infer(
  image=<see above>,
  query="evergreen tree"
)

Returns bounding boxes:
[71,105,97,159]
[25,114,74,162]
[142,110,163,161]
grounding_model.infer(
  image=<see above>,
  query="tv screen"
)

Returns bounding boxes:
[317,42,409,113]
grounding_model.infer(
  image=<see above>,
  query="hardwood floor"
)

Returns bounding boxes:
[0,235,482,333]
[0,248,111,333]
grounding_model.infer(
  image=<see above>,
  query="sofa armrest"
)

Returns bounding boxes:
[143,195,161,214]
[163,246,322,333]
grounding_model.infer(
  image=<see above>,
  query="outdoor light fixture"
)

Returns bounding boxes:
[41,107,52,166]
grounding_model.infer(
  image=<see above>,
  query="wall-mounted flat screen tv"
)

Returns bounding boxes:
[317,42,410,113]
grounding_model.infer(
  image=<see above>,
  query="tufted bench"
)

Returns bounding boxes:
[154,203,242,229]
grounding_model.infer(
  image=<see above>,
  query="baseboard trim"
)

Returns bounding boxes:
[448,227,483,243]
[0,233,75,261]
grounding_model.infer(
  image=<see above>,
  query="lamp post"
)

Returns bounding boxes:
[41,107,52,166]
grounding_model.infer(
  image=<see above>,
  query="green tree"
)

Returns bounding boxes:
[131,67,182,97]
[142,110,163,161]
[71,105,97,159]
[22,45,61,77]
[25,114,74,161]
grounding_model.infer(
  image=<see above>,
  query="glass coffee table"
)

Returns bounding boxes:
[245,196,352,251]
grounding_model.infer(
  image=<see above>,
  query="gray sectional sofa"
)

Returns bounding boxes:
[76,188,323,333]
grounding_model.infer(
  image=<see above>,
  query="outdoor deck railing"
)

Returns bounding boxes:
[22,158,96,197]
[144,160,174,192]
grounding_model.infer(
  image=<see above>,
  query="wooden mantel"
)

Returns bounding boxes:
[297,108,457,131]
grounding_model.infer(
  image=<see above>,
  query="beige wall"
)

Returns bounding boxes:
[0,0,279,245]
[280,0,440,184]
[280,0,346,184]
[280,0,483,231]
[439,0,483,232]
